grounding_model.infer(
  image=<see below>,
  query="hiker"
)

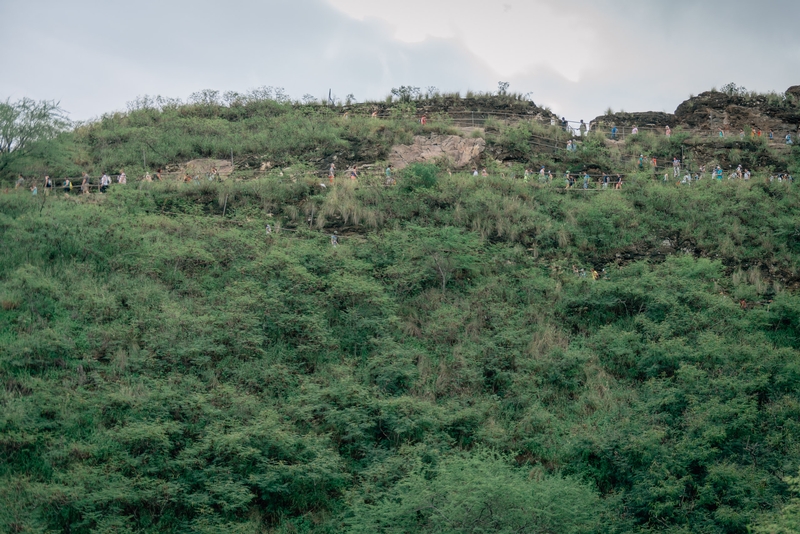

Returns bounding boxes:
[591,269,599,280]
[328,163,335,184]
[631,125,639,135]
[603,173,609,189]
[583,173,590,189]
[155,169,163,181]
[81,173,90,194]
[579,120,586,137]
[143,172,152,182]
[385,164,394,185]
[786,133,793,145]
[209,166,218,181]
[523,168,531,182]
[744,169,751,180]
[715,166,723,180]
[615,175,623,189]
[719,129,725,138]
[30,184,38,196]
[638,155,644,169]
[420,115,427,125]
[673,157,681,177]
[736,164,743,179]
[349,166,358,181]
[331,233,338,247]
[699,165,706,179]
[769,130,774,140]
[757,128,762,137]
[100,173,111,193]
[561,117,568,131]
[565,173,571,189]
[481,168,488,177]
[15,175,24,189]
[63,178,72,194]
[651,157,657,169]
[611,126,618,140]
[739,129,745,139]
[665,125,671,138]
[44,176,53,192]
[118,170,127,184]
[472,167,478,176]
[265,223,272,235]
[371,110,378,118]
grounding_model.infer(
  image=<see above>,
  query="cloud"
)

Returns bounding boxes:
[0,0,798,123]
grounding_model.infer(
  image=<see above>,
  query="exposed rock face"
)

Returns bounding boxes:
[592,85,800,135]
[591,111,676,129]
[389,135,486,169]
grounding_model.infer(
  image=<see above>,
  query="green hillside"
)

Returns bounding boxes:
[2,92,800,533]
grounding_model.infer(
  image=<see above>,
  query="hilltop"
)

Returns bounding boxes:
[1,86,800,533]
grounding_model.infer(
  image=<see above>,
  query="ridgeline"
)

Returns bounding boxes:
[2,87,800,533]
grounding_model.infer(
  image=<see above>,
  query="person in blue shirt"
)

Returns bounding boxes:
[786,133,793,145]
[611,126,618,140]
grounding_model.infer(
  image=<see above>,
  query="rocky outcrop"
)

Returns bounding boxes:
[592,86,800,134]
[590,111,675,129]
[390,135,485,169]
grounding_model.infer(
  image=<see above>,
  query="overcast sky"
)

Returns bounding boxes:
[2,0,799,123]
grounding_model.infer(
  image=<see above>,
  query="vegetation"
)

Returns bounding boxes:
[1,91,800,533]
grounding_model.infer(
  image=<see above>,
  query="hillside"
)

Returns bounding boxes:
[2,88,800,533]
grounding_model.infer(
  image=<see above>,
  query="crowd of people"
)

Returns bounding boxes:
[12,167,226,196]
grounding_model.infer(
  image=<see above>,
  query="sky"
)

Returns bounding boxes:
[1,0,799,123]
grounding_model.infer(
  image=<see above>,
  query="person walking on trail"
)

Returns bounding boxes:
[769,130,774,140]
[583,173,590,189]
[331,233,338,247]
[100,173,111,193]
[420,115,427,125]
[15,175,24,189]
[63,178,72,194]
[603,173,609,189]
[673,157,681,177]
[118,170,127,184]
[481,168,489,177]
[30,183,38,196]
[81,173,90,194]
[579,120,586,137]
[786,133,794,145]
[736,164,743,179]
[265,223,272,236]
[718,129,725,138]
[44,176,53,193]
[715,166,723,180]
[349,166,358,181]
[739,129,745,139]
[651,157,657,170]
[638,154,644,169]
[665,125,671,138]
[631,125,639,135]
[385,164,394,185]
[328,163,336,184]
[561,117,568,131]
[611,125,618,140]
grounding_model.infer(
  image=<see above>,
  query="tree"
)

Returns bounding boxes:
[347,451,600,533]
[0,97,70,175]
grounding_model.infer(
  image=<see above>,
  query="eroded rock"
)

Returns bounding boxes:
[389,135,485,169]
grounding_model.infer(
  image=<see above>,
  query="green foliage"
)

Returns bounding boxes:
[347,450,600,533]
[2,94,800,532]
